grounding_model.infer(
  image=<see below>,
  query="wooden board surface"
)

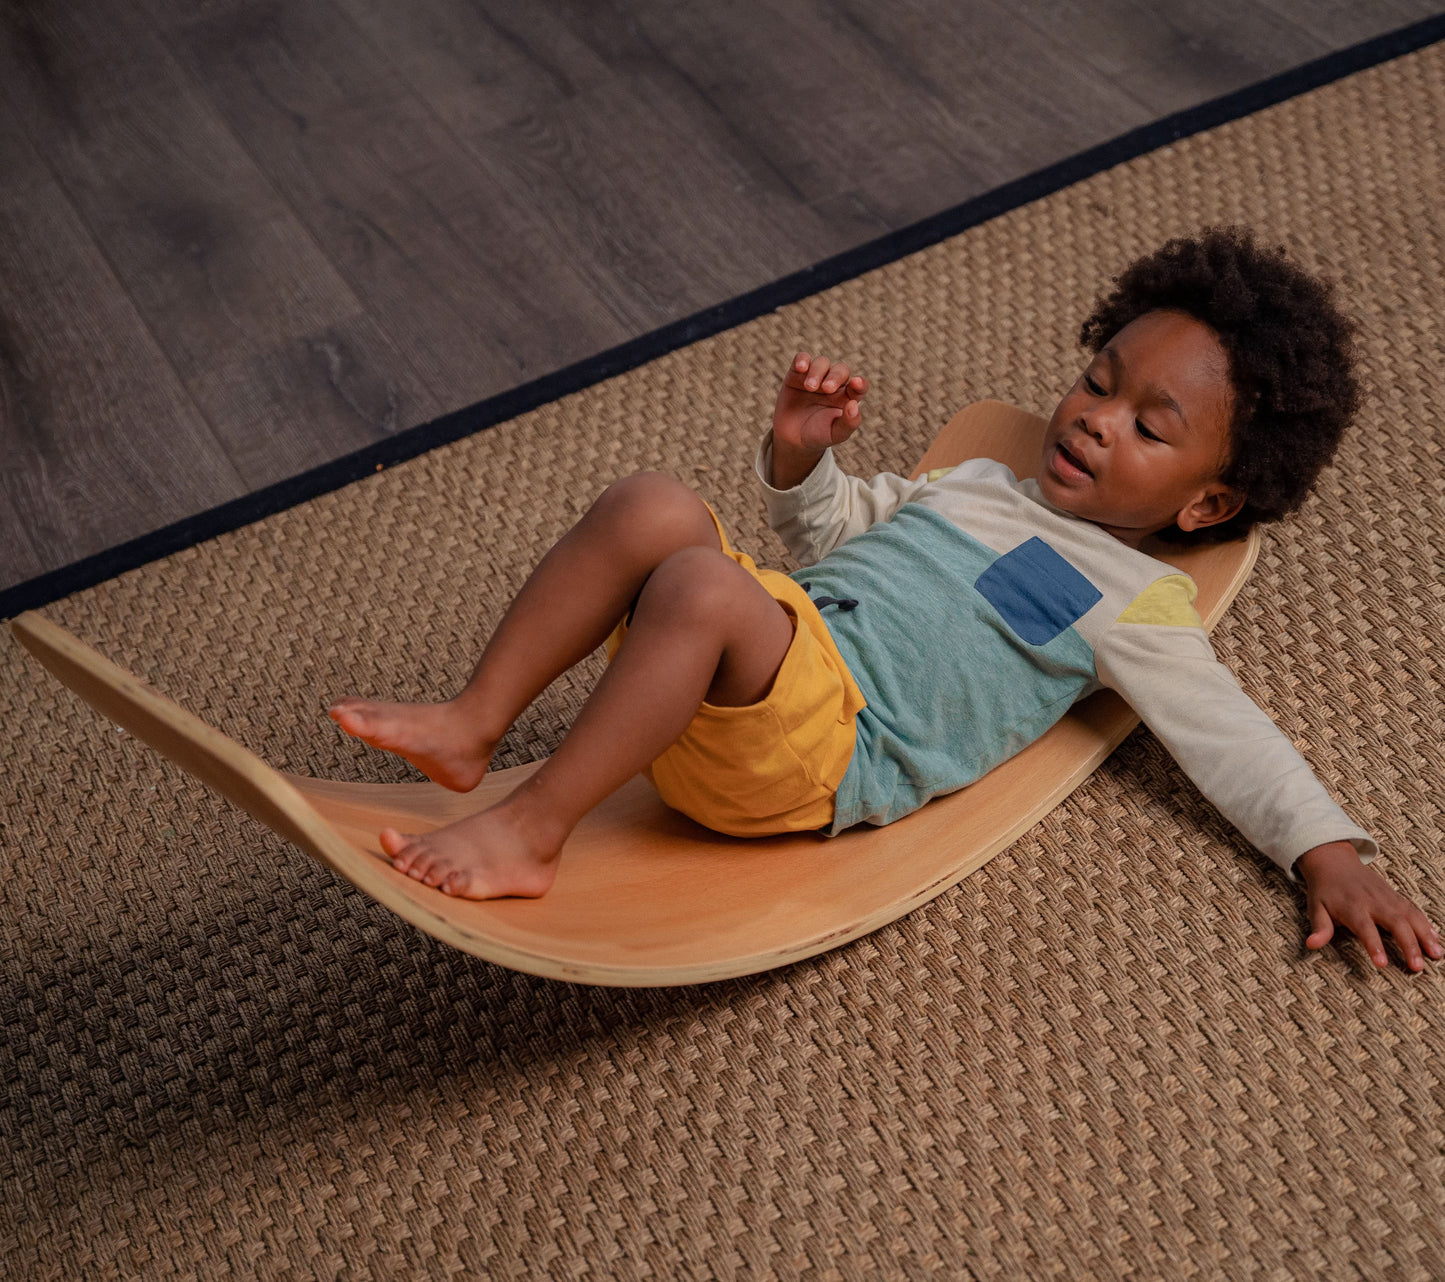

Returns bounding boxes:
[9,400,1257,986]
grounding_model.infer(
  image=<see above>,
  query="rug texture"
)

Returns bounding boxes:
[3,38,1444,1281]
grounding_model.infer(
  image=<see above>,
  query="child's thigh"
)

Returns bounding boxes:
[638,546,795,708]
[605,543,861,837]
[645,576,857,837]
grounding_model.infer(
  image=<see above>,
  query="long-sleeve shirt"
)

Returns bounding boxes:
[753,434,1377,881]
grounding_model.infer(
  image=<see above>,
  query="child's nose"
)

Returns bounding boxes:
[1081,410,1111,444]
[1083,404,1124,445]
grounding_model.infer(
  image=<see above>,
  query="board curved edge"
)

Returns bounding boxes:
[6,611,602,983]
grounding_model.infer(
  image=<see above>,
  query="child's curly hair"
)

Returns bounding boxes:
[1079,226,1362,544]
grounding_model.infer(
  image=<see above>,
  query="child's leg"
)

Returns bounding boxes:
[379,545,797,899]
[330,472,726,791]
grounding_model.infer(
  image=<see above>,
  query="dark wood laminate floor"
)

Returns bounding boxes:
[0,0,1438,592]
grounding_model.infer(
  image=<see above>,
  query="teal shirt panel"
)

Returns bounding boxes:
[788,504,1099,832]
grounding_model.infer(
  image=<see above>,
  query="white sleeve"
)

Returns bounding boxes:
[752,431,931,565]
[1094,620,1378,883]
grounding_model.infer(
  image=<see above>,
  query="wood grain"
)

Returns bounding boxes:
[169,0,629,404]
[0,89,241,582]
[0,0,440,493]
[1002,0,1334,117]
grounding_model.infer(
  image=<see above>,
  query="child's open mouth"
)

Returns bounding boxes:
[1053,441,1094,480]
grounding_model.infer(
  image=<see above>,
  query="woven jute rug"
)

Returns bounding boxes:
[4,36,1445,1281]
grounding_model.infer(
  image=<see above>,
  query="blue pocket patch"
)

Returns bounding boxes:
[974,537,1102,645]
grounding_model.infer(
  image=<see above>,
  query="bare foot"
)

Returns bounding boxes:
[329,697,495,792]
[379,804,562,899]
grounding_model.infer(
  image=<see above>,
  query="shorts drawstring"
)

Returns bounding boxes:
[800,583,859,613]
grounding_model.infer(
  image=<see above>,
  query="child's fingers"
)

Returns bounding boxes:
[1305,898,1334,950]
[783,358,827,391]
[784,354,868,396]
[1382,908,1436,972]
[783,352,812,388]
[825,371,869,400]
[1389,924,1428,972]
[799,355,831,390]
[1352,916,1390,968]
[1367,900,1440,971]
[1350,905,1426,970]
[1407,907,1443,958]
[1305,858,1442,970]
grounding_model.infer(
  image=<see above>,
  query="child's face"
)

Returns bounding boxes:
[1038,309,1242,548]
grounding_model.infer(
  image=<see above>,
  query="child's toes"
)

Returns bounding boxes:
[405,849,439,881]
[379,827,424,872]
[329,699,368,732]
[439,869,475,898]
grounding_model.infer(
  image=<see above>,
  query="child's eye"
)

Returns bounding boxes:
[1083,375,1104,394]
[1136,420,1160,441]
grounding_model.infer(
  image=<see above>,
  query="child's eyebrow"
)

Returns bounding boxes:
[1101,347,1189,429]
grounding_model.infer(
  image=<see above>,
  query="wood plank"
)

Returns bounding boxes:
[551,0,1154,214]
[349,0,932,328]
[432,75,835,328]
[785,0,1167,192]
[336,0,613,132]
[0,0,442,491]
[1256,0,1435,45]
[0,94,242,591]
[167,0,632,409]
[325,0,871,329]
[1004,0,1334,117]
[5,401,1259,985]
[530,0,992,231]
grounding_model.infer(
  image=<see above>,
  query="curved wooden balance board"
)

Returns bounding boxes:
[11,401,1258,988]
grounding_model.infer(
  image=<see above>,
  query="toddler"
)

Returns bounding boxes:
[331,227,1440,972]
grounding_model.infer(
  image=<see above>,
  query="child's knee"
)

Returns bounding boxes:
[595,472,716,550]
[637,546,750,626]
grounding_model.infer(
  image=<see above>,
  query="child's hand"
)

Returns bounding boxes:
[1296,841,1443,972]
[773,352,868,454]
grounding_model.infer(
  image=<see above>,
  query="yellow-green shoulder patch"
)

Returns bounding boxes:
[925,466,956,483]
[1117,573,1202,628]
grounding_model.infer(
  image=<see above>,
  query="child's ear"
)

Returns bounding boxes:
[1176,484,1246,534]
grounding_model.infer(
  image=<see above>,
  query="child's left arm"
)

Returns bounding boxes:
[1296,840,1442,972]
[1095,616,1441,973]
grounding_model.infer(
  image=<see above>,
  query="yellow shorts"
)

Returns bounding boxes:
[603,504,866,836]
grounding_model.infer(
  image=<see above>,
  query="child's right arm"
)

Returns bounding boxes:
[760,353,932,563]
[769,353,868,489]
